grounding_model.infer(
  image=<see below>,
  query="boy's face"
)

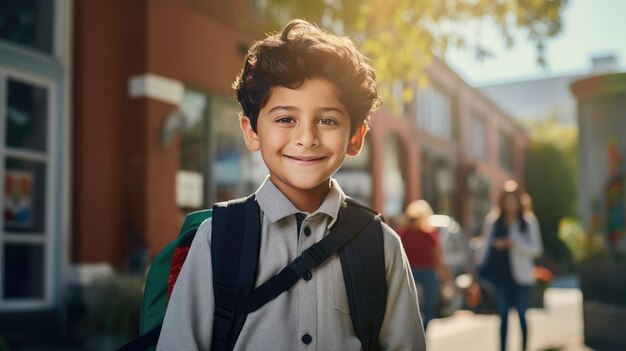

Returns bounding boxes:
[240,77,367,197]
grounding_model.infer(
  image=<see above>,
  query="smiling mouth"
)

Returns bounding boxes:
[285,155,326,164]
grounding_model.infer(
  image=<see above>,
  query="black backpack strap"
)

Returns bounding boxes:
[211,195,261,351]
[210,195,386,351]
[117,327,160,351]
[235,202,375,315]
[340,198,387,351]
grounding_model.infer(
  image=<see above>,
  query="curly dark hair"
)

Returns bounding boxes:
[233,19,382,136]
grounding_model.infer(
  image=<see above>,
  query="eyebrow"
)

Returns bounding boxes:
[317,107,346,115]
[267,105,346,115]
[268,105,299,113]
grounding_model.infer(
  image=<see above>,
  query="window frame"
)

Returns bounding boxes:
[0,68,57,310]
[498,129,515,172]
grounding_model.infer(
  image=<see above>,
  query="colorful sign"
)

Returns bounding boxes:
[4,170,34,228]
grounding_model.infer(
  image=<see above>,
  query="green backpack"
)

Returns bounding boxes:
[139,208,212,339]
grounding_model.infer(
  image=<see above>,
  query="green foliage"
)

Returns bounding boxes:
[257,0,567,106]
[82,274,143,335]
[525,118,578,265]
[558,218,606,263]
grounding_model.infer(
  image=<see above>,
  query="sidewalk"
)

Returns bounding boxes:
[427,288,593,351]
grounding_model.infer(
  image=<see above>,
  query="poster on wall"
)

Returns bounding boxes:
[4,170,34,228]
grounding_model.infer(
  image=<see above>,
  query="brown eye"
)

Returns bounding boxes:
[319,117,338,126]
[276,117,295,124]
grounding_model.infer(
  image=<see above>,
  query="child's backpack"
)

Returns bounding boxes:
[119,195,387,351]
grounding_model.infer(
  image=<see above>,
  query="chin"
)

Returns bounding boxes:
[288,177,331,191]
[294,181,328,191]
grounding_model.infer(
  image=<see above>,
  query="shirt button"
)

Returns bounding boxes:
[303,226,311,236]
[303,271,312,281]
[301,333,313,344]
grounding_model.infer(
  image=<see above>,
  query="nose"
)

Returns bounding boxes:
[295,122,319,149]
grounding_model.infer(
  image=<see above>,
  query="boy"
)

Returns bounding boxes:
[157,19,425,350]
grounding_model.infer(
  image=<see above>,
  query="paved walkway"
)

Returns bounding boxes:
[427,288,593,351]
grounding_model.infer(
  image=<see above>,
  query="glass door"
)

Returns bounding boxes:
[0,70,55,309]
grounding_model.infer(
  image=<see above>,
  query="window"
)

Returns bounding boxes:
[334,138,372,205]
[178,90,209,210]
[383,136,405,216]
[421,151,456,216]
[209,96,267,204]
[469,114,487,160]
[1,72,55,306]
[466,173,490,236]
[0,0,67,313]
[498,131,515,172]
[0,0,54,53]
[391,80,412,117]
[417,85,452,139]
[179,92,267,210]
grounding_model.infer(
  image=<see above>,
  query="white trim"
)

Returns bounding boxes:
[0,39,55,67]
[44,73,57,308]
[0,73,5,304]
[54,0,72,65]
[67,263,114,286]
[129,73,184,106]
[0,64,57,88]
[59,0,74,313]
[3,234,46,244]
[4,148,48,162]
[0,300,53,312]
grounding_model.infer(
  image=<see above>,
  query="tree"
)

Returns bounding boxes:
[259,0,567,102]
[524,118,578,267]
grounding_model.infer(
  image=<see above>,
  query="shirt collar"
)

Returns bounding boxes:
[255,176,345,227]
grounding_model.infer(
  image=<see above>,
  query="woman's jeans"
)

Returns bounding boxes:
[412,268,440,330]
[494,282,531,351]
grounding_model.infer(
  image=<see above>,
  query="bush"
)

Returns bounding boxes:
[81,273,143,336]
[557,218,606,263]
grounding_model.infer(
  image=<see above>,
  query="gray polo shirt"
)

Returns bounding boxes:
[157,177,426,350]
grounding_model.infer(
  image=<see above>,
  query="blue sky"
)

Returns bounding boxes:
[444,0,626,86]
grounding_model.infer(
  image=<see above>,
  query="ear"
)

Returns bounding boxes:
[346,122,368,156]
[239,116,260,151]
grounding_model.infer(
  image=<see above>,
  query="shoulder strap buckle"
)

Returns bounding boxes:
[291,243,326,276]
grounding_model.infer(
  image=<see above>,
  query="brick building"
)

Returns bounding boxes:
[361,58,528,234]
[0,0,527,344]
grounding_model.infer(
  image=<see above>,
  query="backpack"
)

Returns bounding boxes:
[119,195,387,351]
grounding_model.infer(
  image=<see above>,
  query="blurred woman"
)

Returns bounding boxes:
[397,200,449,331]
[477,181,543,351]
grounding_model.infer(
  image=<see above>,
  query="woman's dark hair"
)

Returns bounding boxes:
[496,180,528,232]
[233,19,382,136]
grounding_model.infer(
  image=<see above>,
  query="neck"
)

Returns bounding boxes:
[505,213,517,225]
[271,177,331,213]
